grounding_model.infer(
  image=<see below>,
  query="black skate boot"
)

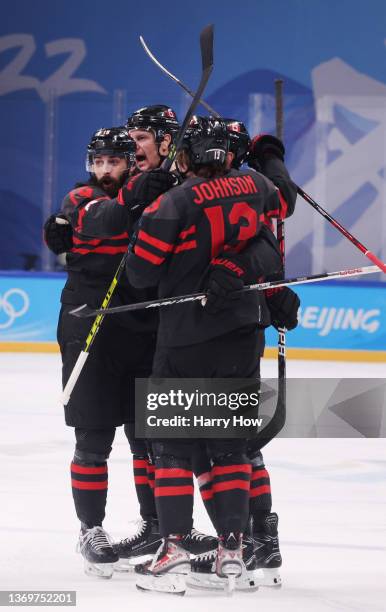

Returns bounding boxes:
[113,517,162,572]
[181,527,218,555]
[188,533,259,592]
[135,535,191,595]
[252,512,282,587]
[78,525,119,579]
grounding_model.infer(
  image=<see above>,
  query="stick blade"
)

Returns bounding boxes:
[200,24,214,70]
[69,304,95,318]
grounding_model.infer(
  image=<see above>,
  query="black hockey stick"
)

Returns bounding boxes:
[161,24,214,170]
[140,34,218,117]
[61,24,214,406]
[70,264,379,318]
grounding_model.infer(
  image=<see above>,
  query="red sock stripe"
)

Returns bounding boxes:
[147,464,155,473]
[71,462,107,475]
[249,484,271,498]
[133,459,148,468]
[201,488,213,500]
[212,479,250,493]
[134,475,149,485]
[211,464,252,476]
[155,485,194,497]
[71,479,108,490]
[156,468,193,479]
[251,469,269,481]
[148,480,155,489]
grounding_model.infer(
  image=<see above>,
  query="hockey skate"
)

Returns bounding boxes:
[252,512,282,587]
[181,527,218,555]
[135,536,191,595]
[113,517,162,572]
[187,534,259,592]
[216,533,244,595]
[77,526,119,579]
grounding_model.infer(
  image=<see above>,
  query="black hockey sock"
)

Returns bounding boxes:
[133,454,157,520]
[249,454,272,526]
[154,457,193,537]
[211,454,251,534]
[71,461,108,527]
[192,444,216,528]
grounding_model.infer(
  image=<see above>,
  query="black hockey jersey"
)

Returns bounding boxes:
[126,168,294,346]
[60,179,157,333]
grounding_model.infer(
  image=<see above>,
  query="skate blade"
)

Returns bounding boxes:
[255,568,282,588]
[187,572,259,593]
[84,560,115,579]
[113,554,153,573]
[136,573,186,595]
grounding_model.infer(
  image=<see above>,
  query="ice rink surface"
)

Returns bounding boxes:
[1,353,385,612]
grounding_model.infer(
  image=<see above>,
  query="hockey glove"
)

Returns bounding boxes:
[248,134,285,172]
[119,169,177,221]
[265,286,300,330]
[203,260,245,315]
[43,213,73,254]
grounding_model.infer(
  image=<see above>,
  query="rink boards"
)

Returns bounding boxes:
[0,271,385,361]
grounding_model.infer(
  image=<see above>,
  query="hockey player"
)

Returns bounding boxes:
[125,117,296,594]
[55,124,177,578]
[189,120,299,591]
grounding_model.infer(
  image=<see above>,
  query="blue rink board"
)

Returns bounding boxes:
[0,272,385,351]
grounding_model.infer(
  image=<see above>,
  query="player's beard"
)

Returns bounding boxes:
[93,171,129,197]
[97,175,121,197]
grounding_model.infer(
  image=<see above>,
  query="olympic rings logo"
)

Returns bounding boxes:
[0,288,30,329]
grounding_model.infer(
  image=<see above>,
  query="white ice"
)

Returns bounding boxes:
[0,353,385,612]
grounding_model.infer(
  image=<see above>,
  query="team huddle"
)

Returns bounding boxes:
[44,104,300,595]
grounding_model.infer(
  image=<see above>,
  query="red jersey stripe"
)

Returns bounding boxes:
[138,230,174,253]
[178,225,196,239]
[277,188,288,219]
[134,245,165,265]
[72,245,127,255]
[174,241,197,253]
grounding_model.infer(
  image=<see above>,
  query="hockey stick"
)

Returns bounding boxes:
[296,186,386,273]
[61,24,214,406]
[140,35,218,117]
[70,264,379,318]
[258,78,286,449]
[137,63,386,275]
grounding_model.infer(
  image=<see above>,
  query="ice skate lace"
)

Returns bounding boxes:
[120,519,148,545]
[196,548,217,563]
[80,526,113,553]
[188,528,212,541]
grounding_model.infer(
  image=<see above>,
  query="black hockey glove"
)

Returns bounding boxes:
[203,259,246,315]
[43,213,73,254]
[265,286,300,330]
[248,134,285,172]
[119,169,177,221]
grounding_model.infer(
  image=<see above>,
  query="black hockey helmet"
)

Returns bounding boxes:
[86,127,136,172]
[126,105,180,143]
[223,119,251,168]
[182,116,229,166]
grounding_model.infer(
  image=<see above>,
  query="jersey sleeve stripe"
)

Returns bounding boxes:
[138,230,174,253]
[134,244,166,265]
